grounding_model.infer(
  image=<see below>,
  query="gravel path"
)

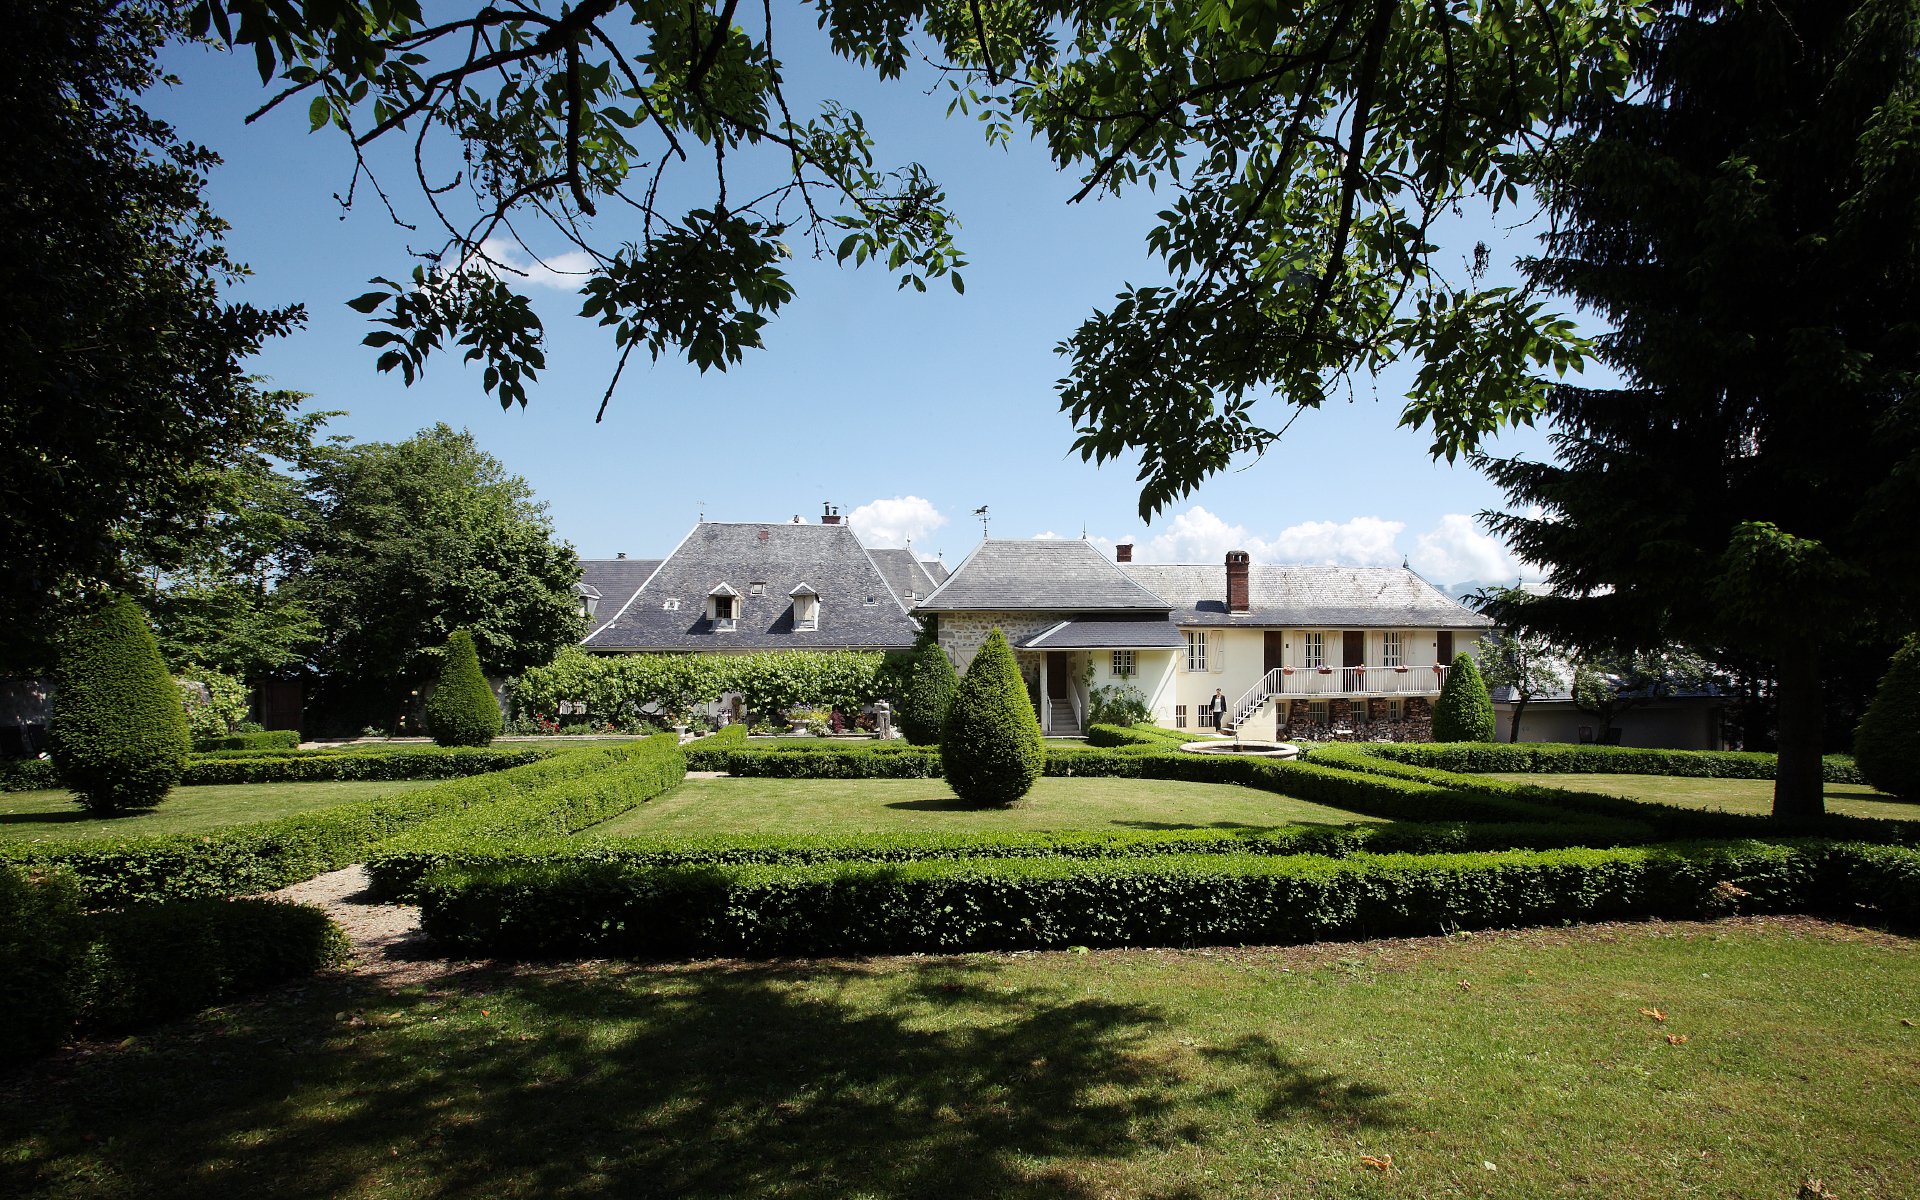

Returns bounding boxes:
[273,865,453,985]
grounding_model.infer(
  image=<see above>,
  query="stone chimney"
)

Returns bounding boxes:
[821,503,841,525]
[1226,550,1251,613]
[1115,543,1133,563]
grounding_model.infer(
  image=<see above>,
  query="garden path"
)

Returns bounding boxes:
[273,865,450,985]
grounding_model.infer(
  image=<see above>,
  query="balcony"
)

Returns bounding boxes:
[1275,665,1449,696]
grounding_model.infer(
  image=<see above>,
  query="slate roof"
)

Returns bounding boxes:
[920,558,951,586]
[915,540,1171,612]
[1119,563,1492,628]
[869,548,941,609]
[1020,617,1187,649]
[581,523,919,652]
[579,558,663,619]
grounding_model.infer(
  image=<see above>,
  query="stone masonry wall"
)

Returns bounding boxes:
[934,611,1073,677]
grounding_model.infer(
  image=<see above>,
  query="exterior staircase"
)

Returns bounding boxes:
[1049,698,1081,736]
[1222,669,1285,735]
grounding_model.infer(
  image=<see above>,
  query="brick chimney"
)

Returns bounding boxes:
[1226,550,1251,613]
[1115,543,1133,563]
[821,503,841,525]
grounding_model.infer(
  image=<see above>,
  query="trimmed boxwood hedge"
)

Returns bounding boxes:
[2,865,347,1062]
[49,596,192,813]
[425,629,503,747]
[1,745,555,793]
[1854,636,1920,799]
[941,629,1045,806]
[417,839,1899,959]
[0,743,664,905]
[194,730,300,753]
[1327,740,1862,783]
[364,733,687,898]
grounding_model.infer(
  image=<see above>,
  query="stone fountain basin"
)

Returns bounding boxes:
[1178,740,1300,759]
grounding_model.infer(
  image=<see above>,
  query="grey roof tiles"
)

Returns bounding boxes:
[868,547,940,609]
[1119,563,1490,628]
[1020,617,1188,649]
[581,523,919,651]
[915,539,1171,612]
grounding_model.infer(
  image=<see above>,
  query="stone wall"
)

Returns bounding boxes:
[934,611,1073,674]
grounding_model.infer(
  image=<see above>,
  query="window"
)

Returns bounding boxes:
[749,582,765,596]
[1382,631,1404,668]
[1111,650,1135,677]
[1309,700,1329,724]
[1185,630,1208,672]
[1387,698,1404,720]
[662,598,681,611]
[795,596,819,631]
[1302,631,1325,669]
[1174,705,1188,728]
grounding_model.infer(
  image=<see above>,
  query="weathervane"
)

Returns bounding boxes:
[974,505,990,539]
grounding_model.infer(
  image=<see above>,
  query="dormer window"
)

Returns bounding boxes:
[707,583,740,631]
[577,583,602,620]
[662,598,681,611]
[789,583,819,631]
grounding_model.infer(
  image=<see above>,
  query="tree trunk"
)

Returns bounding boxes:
[1509,696,1528,743]
[1771,638,1826,821]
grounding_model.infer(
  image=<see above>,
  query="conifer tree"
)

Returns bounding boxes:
[940,629,1044,807]
[1480,0,1920,817]
[49,596,191,812]
[424,629,502,747]
[1432,652,1497,743]
[1854,637,1920,799]
[900,637,959,746]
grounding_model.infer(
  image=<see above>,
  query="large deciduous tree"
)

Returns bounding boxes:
[1,1,303,670]
[189,2,1647,512]
[1479,0,1920,818]
[285,424,581,727]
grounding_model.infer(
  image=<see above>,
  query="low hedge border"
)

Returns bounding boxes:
[364,733,687,899]
[193,730,301,753]
[1,745,556,792]
[1308,744,1920,846]
[2,865,348,1062]
[417,838,1901,959]
[1332,740,1862,784]
[371,815,1643,897]
[0,743,668,905]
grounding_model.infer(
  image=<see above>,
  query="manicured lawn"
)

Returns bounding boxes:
[1486,772,1918,821]
[589,775,1377,837]
[3,919,1915,1199]
[0,780,443,844]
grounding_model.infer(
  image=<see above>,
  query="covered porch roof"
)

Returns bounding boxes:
[1020,617,1185,650]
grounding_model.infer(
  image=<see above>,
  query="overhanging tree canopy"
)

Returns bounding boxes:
[1478,0,1920,817]
[190,0,1649,514]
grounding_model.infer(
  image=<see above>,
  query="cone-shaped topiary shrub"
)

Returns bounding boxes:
[1432,651,1497,742]
[1855,635,1920,798]
[49,596,191,813]
[425,630,502,747]
[940,628,1044,806]
[900,638,959,745]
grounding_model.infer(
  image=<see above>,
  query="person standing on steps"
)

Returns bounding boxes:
[1211,688,1227,731]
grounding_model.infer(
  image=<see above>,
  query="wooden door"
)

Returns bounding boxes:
[1046,651,1070,699]
[1437,630,1455,663]
[1264,632,1285,674]
[1342,631,1365,667]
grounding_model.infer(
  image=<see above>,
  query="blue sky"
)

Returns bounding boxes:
[152,19,1576,587]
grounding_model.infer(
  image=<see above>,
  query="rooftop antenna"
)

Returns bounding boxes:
[974,505,990,539]
[1081,521,1088,540]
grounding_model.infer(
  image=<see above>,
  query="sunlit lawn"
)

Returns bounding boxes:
[3,919,1915,1199]
[0,780,442,844]
[1485,773,1917,821]
[589,776,1376,837]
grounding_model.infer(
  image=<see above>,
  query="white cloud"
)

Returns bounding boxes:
[1408,513,1532,584]
[473,236,596,290]
[1122,506,1404,566]
[848,496,948,547]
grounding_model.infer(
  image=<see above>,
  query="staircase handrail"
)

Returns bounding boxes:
[1226,668,1283,731]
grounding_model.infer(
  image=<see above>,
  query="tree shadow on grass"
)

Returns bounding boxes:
[0,953,1410,1200]
[0,811,96,826]
[884,796,996,813]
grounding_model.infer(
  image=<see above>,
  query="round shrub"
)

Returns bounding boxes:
[900,639,958,745]
[1854,635,1920,798]
[49,595,191,813]
[940,628,1044,806]
[425,630,502,747]
[1432,651,1497,743]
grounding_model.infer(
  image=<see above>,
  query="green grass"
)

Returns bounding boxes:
[2,919,1915,1198]
[588,775,1377,837]
[1486,772,1919,821]
[0,780,443,844]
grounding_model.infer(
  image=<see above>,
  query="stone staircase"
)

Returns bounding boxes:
[1049,698,1081,736]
